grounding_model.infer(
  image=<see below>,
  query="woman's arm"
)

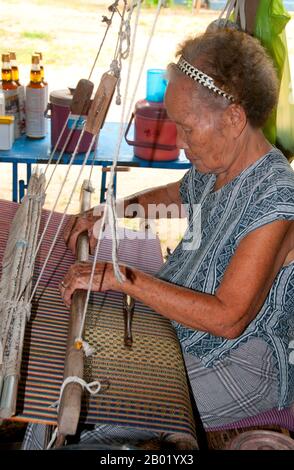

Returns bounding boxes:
[64,179,184,255]
[61,220,293,339]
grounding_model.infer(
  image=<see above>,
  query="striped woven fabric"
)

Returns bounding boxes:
[0,200,196,446]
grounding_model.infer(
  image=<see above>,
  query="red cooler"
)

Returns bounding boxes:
[125,99,179,161]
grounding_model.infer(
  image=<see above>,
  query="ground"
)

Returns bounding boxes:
[1,0,294,252]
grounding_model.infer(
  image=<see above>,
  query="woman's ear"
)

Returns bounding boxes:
[224,104,247,137]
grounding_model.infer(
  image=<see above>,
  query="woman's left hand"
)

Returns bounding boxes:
[59,261,119,308]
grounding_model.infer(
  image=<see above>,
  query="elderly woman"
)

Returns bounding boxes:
[62,30,294,428]
[23,29,294,448]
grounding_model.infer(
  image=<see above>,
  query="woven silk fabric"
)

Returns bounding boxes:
[0,200,196,445]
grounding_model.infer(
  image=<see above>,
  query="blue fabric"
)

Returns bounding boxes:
[157,149,294,408]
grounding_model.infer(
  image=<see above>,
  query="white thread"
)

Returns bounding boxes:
[44,117,79,188]
[107,0,163,279]
[46,350,102,450]
[74,337,95,357]
[76,0,163,345]
[46,427,58,449]
[218,0,246,31]
[116,11,132,104]
[29,134,97,303]
[50,375,102,411]
[0,340,3,365]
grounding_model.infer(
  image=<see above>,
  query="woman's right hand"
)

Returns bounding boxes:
[64,208,103,256]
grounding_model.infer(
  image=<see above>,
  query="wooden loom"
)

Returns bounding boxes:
[0,0,199,449]
[0,199,198,449]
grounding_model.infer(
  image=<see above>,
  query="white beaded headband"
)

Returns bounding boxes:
[177,56,235,102]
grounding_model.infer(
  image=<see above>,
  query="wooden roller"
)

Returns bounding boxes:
[56,180,94,439]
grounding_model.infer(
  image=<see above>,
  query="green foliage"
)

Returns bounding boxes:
[21,31,52,40]
[144,0,174,7]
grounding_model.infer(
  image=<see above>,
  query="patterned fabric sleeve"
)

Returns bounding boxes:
[179,168,192,205]
[235,178,294,245]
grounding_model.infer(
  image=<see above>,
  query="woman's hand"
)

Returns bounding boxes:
[59,261,121,308]
[63,207,104,256]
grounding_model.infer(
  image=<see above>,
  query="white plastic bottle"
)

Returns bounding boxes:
[0,90,5,115]
[25,54,47,139]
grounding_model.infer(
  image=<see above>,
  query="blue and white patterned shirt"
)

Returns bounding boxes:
[157,149,294,408]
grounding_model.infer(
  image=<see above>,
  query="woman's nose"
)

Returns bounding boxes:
[176,126,188,150]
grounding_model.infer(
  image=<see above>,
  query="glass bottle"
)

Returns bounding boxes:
[9,51,25,134]
[1,53,18,90]
[9,52,20,86]
[1,53,20,138]
[34,51,48,102]
[34,52,45,82]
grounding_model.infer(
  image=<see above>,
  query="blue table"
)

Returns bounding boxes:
[0,122,191,203]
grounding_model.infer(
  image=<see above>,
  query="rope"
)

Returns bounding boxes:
[46,427,58,450]
[88,6,117,81]
[16,128,87,304]
[29,134,97,303]
[218,0,246,30]
[44,117,79,190]
[46,375,103,449]
[76,0,163,350]
[50,375,102,410]
[112,0,132,105]
[43,117,76,178]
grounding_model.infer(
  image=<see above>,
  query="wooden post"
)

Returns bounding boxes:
[244,0,260,34]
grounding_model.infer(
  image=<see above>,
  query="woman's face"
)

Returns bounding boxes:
[165,78,233,174]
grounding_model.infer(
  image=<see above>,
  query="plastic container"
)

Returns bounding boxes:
[47,89,96,153]
[26,85,47,139]
[0,91,5,115]
[125,100,179,161]
[146,69,167,103]
[0,115,14,150]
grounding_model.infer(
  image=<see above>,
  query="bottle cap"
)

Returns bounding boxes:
[0,115,15,124]
[32,54,40,65]
[2,53,10,63]
[34,52,43,60]
[9,52,16,60]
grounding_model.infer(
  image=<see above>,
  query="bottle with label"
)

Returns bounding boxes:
[34,51,48,103]
[0,53,20,138]
[25,54,47,139]
[9,51,26,135]
[0,90,5,115]
[1,53,17,90]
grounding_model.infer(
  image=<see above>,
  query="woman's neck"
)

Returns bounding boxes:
[214,127,273,191]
